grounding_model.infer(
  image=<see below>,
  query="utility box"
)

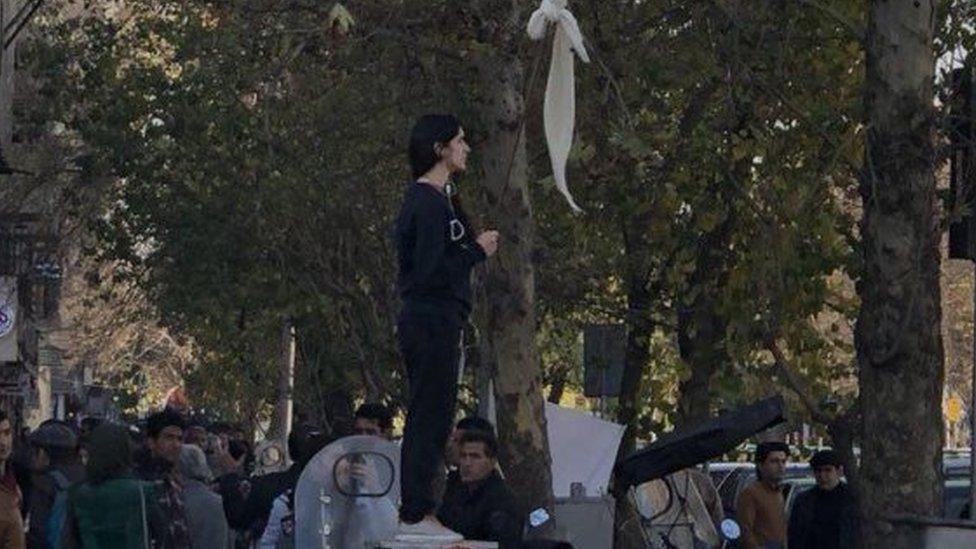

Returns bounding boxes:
[554,494,615,549]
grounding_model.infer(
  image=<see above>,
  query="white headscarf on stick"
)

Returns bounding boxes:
[527,0,590,213]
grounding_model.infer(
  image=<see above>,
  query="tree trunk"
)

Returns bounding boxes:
[269,318,295,446]
[674,131,739,428]
[827,409,859,495]
[615,223,654,459]
[547,367,567,405]
[857,2,943,546]
[675,209,734,426]
[474,35,555,526]
[676,303,726,426]
[613,227,655,549]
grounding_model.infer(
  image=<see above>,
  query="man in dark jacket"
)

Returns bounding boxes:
[437,430,521,547]
[788,450,858,549]
[135,409,191,549]
[26,421,85,548]
[224,424,326,540]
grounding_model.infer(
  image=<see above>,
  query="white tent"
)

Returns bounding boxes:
[545,403,625,498]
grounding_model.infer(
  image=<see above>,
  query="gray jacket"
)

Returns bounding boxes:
[182,479,230,549]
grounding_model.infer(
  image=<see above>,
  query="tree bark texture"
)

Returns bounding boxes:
[473,32,555,522]
[676,303,726,426]
[676,214,734,427]
[673,83,741,427]
[615,223,654,460]
[857,2,944,546]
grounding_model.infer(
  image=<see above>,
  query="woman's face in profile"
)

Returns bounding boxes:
[442,128,471,174]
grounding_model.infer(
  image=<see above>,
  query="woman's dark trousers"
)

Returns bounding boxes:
[398,316,461,523]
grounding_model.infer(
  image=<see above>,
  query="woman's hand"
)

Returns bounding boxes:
[476,230,500,257]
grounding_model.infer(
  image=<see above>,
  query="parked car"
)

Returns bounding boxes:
[943,455,971,478]
[708,456,973,520]
[707,462,813,518]
[942,455,972,519]
[944,477,970,520]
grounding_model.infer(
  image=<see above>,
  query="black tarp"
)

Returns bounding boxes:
[614,395,787,490]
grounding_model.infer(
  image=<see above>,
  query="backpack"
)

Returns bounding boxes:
[44,470,71,549]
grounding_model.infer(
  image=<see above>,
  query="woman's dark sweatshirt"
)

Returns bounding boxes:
[395,181,486,323]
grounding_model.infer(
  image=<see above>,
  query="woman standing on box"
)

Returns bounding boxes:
[394,114,499,542]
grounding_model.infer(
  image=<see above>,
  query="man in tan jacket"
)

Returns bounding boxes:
[0,410,25,549]
[736,442,789,549]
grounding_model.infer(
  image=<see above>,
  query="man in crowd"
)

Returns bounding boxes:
[247,425,332,548]
[437,430,521,548]
[136,409,190,548]
[737,441,789,549]
[180,444,231,549]
[184,421,209,450]
[26,420,85,548]
[78,418,101,440]
[788,449,858,549]
[354,403,394,440]
[447,416,495,470]
[65,422,167,547]
[0,411,24,548]
[225,424,325,541]
[77,418,102,466]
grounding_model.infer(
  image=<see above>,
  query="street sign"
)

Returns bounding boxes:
[583,324,626,397]
[0,277,16,362]
[946,395,964,424]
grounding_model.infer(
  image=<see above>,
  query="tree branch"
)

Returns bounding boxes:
[764,336,835,425]
[797,0,865,44]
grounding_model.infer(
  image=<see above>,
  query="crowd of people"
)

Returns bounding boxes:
[0,399,866,549]
[0,402,528,549]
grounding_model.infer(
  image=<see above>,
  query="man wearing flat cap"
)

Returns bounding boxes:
[737,441,790,549]
[27,420,85,548]
[788,449,858,549]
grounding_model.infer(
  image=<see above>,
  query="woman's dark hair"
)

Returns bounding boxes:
[228,439,250,461]
[86,423,134,484]
[146,409,186,439]
[409,114,461,179]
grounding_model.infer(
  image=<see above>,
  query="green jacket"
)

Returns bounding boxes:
[66,477,163,549]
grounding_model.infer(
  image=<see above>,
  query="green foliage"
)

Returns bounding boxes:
[531,0,865,433]
[28,0,971,438]
[33,1,419,422]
